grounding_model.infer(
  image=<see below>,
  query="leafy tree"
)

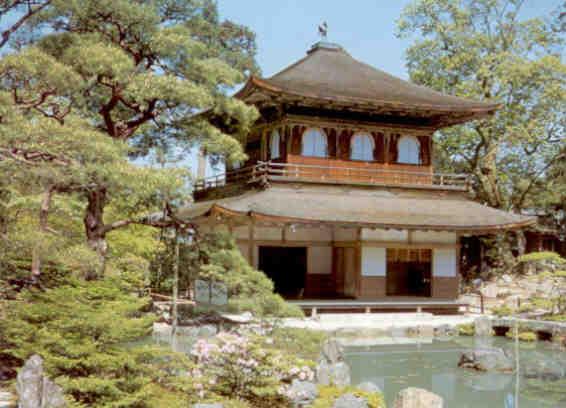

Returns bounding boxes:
[0,0,259,277]
[0,278,196,407]
[397,0,565,213]
[151,231,303,317]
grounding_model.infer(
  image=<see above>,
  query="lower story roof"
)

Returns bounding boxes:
[180,185,535,233]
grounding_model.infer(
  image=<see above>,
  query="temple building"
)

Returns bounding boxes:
[183,41,535,313]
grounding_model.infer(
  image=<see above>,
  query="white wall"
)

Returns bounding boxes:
[433,248,457,277]
[308,247,332,274]
[413,231,457,244]
[361,247,386,277]
[361,228,408,242]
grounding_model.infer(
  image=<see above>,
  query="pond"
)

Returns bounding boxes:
[344,336,566,408]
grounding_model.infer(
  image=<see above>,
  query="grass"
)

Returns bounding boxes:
[269,327,328,361]
[312,385,385,408]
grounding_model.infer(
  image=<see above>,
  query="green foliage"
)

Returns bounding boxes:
[0,278,196,407]
[506,329,537,342]
[191,331,314,407]
[397,0,565,221]
[269,328,327,362]
[312,385,385,408]
[0,0,259,278]
[457,323,475,336]
[492,305,514,317]
[152,231,303,317]
[518,251,565,264]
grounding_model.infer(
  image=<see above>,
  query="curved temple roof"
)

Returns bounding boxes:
[237,42,499,127]
[181,185,535,233]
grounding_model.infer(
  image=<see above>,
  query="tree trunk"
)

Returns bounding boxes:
[31,187,54,282]
[171,228,179,337]
[83,188,108,278]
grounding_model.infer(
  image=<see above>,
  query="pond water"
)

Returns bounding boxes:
[344,336,566,408]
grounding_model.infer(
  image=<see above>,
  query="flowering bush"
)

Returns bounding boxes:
[190,331,314,406]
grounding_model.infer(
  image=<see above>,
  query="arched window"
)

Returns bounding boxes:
[302,128,328,157]
[350,132,375,161]
[397,135,420,164]
[270,129,280,159]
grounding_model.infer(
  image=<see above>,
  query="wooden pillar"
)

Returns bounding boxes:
[384,133,390,165]
[248,218,255,267]
[356,227,362,298]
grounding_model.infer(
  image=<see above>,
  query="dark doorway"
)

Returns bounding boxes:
[386,249,432,297]
[258,246,307,298]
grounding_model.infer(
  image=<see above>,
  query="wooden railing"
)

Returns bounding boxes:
[193,161,470,192]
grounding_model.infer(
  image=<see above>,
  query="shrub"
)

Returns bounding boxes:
[0,278,194,407]
[506,330,537,342]
[312,385,385,408]
[518,251,565,265]
[492,305,514,317]
[194,232,304,318]
[457,323,475,336]
[190,331,315,407]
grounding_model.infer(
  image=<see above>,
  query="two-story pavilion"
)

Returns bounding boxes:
[182,41,534,313]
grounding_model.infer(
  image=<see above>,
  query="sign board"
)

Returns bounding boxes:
[195,279,228,306]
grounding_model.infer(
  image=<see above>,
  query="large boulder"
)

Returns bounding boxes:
[333,393,369,408]
[356,381,382,395]
[316,360,351,387]
[316,339,351,386]
[393,387,443,408]
[16,355,66,408]
[458,348,514,373]
[474,316,492,337]
[284,379,318,407]
[522,355,565,381]
[321,339,344,364]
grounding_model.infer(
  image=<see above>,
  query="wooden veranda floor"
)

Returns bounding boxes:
[288,298,468,315]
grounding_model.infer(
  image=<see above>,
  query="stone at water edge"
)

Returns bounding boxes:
[16,354,66,408]
[316,360,351,387]
[284,379,318,407]
[321,339,344,364]
[458,348,514,373]
[474,316,492,337]
[333,393,369,408]
[356,381,382,395]
[393,387,443,408]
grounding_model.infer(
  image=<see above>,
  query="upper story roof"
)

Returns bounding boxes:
[236,42,500,128]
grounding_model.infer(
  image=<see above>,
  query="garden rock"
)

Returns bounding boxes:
[321,339,344,364]
[316,360,351,387]
[284,379,318,407]
[333,393,369,408]
[356,381,382,394]
[434,324,456,338]
[393,387,443,408]
[474,316,492,337]
[16,355,66,408]
[523,356,565,381]
[458,348,514,373]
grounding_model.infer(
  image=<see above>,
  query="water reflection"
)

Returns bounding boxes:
[344,337,566,408]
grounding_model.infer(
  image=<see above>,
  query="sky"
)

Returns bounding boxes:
[217,0,561,80]
[184,0,560,177]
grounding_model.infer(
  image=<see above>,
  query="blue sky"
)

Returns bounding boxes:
[218,0,561,80]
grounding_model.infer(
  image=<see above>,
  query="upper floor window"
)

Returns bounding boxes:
[350,132,374,161]
[397,135,420,164]
[302,128,328,157]
[270,129,281,159]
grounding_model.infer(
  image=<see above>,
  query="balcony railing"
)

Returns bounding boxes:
[193,161,470,192]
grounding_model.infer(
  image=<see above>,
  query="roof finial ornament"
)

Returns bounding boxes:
[318,21,328,40]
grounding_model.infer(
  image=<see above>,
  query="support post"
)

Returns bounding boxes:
[248,218,255,267]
